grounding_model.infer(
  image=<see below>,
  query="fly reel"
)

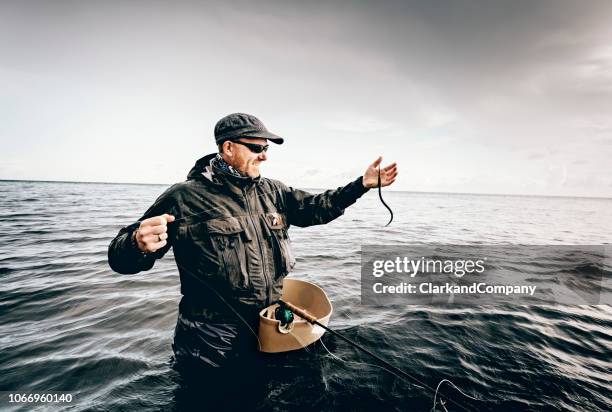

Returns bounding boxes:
[274,301,295,334]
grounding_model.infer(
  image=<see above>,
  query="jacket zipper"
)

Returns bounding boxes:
[243,186,271,306]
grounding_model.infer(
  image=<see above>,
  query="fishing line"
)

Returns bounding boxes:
[284,318,416,388]
[278,300,478,412]
[319,336,480,412]
[285,327,313,354]
[318,336,344,362]
[318,333,420,386]
[432,379,481,412]
[378,166,393,226]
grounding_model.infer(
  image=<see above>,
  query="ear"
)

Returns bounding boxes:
[221,141,233,157]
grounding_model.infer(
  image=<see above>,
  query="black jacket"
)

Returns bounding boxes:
[108,153,369,321]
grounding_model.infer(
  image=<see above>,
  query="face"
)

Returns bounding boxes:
[221,137,269,178]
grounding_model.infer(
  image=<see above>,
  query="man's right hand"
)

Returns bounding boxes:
[134,214,175,253]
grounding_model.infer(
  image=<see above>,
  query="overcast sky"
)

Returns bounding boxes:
[1,0,611,197]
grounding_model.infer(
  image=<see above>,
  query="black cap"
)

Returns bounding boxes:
[214,113,285,145]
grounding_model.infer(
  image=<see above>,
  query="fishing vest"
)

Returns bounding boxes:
[108,152,369,321]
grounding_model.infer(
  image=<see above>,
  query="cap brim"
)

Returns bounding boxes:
[255,131,284,145]
[220,130,285,145]
[234,131,283,144]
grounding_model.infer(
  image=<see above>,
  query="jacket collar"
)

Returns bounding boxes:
[187,153,261,188]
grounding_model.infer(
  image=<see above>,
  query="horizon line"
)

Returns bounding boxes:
[1,178,611,201]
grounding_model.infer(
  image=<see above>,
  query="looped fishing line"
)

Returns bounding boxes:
[432,379,481,412]
[378,166,393,226]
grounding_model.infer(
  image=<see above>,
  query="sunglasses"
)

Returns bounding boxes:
[232,140,269,153]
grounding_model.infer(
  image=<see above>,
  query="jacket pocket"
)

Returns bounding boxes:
[200,217,251,291]
[262,212,296,279]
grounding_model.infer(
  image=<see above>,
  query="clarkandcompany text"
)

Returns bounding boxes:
[373,282,537,296]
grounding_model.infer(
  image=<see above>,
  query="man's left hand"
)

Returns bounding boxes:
[362,156,398,189]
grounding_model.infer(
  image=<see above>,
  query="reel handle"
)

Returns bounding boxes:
[281,300,317,324]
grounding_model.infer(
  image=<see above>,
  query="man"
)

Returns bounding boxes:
[108,113,398,370]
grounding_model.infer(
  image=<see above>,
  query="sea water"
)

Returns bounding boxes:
[1,180,610,411]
